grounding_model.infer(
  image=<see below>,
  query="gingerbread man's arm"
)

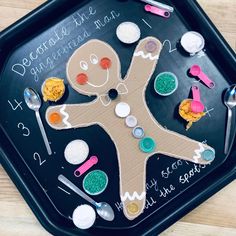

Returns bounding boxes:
[124,37,162,93]
[45,99,105,130]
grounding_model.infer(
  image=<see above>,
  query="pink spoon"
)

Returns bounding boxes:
[191,85,205,113]
[189,65,215,89]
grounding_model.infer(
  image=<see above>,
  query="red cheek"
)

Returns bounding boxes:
[76,73,88,85]
[100,57,111,69]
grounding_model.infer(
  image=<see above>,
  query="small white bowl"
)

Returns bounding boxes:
[180,31,205,56]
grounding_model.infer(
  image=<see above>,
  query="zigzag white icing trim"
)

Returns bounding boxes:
[60,105,72,128]
[134,51,159,61]
[121,191,146,201]
[193,143,205,163]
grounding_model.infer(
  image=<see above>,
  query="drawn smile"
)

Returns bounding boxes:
[87,69,109,88]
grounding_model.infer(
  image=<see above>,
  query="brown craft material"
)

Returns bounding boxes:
[45,37,215,221]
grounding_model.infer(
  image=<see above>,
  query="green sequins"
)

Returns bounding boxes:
[154,72,178,96]
[83,170,108,195]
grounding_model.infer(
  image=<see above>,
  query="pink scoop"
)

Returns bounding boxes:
[190,85,205,113]
[145,5,170,18]
[74,156,98,177]
[190,65,215,89]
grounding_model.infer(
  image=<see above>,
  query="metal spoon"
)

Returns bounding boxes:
[224,84,236,154]
[24,88,52,155]
[58,174,115,221]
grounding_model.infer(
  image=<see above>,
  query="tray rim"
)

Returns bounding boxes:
[0,0,236,235]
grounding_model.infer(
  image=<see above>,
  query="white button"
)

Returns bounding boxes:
[132,126,145,139]
[72,204,96,229]
[64,140,89,165]
[115,102,131,118]
[125,115,138,128]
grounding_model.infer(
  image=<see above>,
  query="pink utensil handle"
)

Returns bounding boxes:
[192,85,201,101]
[198,71,215,88]
[74,156,98,177]
[144,4,170,18]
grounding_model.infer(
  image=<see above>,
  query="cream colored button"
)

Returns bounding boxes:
[125,115,138,128]
[115,102,131,118]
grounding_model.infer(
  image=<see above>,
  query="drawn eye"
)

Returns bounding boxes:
[90,54,98,64]
[80,61,88,71]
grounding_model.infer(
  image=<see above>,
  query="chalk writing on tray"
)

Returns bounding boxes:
[145,197,157,209]
[72,6,96,27]
[142,18,152,29]
[159,184,175,198]
[33,152,46,166]
[162,39,177,53]
[10,5,121,81]
[17,122,30,137]
[57,186,71,195]
[8,99,23,111]
[146,178,159,192]
[11,27,71,79]
[94,10,120,30]
[11,6,95,81]
[179,164,207,184]
[205,107,214,118]
[161,159,183,179]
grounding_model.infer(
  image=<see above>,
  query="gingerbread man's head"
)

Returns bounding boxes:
[67,39,122,97]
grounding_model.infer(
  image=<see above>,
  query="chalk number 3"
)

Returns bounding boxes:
[17,122,30,136]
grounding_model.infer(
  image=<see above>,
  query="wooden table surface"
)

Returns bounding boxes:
[0,0,235,235]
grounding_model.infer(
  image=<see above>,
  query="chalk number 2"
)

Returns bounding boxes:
[33,152,46,166]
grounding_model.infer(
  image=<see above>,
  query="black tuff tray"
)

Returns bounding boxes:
[0,0,236,235]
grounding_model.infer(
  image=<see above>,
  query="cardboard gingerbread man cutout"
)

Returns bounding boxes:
[46,37,215,220]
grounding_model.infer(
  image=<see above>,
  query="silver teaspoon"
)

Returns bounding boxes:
[24,88,52,155]
[58,175,115,221]
[223,84,236,154]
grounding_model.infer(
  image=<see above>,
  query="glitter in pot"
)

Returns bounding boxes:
[154,72,178,96]
[83,170,108,195]
[116,22,141,44]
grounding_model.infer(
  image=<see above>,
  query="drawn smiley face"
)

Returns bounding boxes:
[66,40,121,96]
